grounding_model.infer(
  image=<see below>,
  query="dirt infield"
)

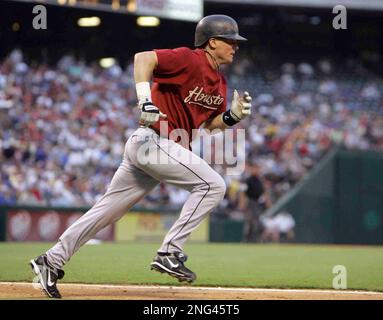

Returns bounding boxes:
[0,282,382,300]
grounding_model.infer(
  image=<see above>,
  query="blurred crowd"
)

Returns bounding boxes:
[220,54,383,207]
[0,50,138,206]
[1,49,382,230]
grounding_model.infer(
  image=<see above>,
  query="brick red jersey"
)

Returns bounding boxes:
[150,47,227,149]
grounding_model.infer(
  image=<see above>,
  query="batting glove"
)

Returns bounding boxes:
[138,100,167,127]
[230,89,252,121]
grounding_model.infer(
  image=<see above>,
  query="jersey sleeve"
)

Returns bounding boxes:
[153,47,193,85]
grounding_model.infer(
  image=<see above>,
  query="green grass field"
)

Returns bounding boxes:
[0,242,382,291]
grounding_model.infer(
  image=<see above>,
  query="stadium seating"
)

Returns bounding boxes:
[0,49,382,210]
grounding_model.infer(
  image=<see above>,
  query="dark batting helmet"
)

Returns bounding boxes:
[194,15,247,47]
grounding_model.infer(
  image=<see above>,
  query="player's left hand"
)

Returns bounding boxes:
[138,100,167,126]
[230,89,252,121]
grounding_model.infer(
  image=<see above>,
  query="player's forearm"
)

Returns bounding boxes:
[134,51,158,83]
[203,113,232,131]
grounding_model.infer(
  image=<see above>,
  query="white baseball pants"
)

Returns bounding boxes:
[46,127,226,269]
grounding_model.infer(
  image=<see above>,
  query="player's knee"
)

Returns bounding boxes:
[210,176,226,201]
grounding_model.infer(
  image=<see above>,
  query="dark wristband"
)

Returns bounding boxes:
[222,110,240,126]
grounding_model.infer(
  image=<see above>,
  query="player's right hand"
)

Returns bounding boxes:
[138,100,167,126]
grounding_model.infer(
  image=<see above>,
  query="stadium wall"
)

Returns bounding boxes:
[0,205,209,243]
[265,147,383,244]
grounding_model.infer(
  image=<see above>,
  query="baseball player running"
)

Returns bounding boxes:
[30,14,252,298]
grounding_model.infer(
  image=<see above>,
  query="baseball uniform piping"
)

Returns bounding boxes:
[153,140,210,253]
